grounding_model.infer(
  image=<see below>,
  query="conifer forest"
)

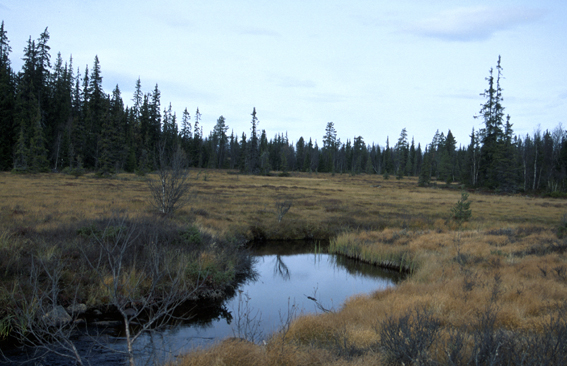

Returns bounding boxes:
[1,23,566,194]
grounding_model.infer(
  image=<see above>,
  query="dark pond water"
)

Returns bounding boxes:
[3,242,402,365]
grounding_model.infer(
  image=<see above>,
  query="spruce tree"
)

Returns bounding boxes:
[246,107,260,174]
[322,122,337,173]
[418,146,432,187]
[29,100,49,172]
[180,108,192,154]
[192,107,202,167]
[476,56,506,189]
[212,115,228,168]
[0,21,15,170]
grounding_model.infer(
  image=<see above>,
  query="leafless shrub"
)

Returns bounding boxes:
[275,200,292,223]
[8,251,88,365]
[231,290,263,343]
[147,144,192,215]
[377,306,440,365]
[81,214,205,366]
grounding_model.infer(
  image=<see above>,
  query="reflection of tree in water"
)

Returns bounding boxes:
[273,255,291,280]
[330,254,404,283]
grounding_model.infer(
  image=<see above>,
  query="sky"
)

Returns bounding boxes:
[1,0,566,148]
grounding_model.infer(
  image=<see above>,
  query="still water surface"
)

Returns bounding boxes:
[133,242,401,364]
[6,242,401,365]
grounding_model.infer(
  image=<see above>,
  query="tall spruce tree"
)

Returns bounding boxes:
[322,122,337,173]
[246,107,260,174]
[476,56,508,189]
[395,128,409,179]
[212,115,228,169]
[0,21,15,170]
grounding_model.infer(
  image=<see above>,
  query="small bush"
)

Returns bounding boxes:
[181,225,202,245]
[451,191,472,224]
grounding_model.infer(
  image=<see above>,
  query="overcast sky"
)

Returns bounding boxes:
[2,0,566,148]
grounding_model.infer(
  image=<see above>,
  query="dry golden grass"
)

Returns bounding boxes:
[1,170,564,237]
[3,170,567,364]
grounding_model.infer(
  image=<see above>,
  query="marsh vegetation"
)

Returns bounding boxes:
[1,170,567,365]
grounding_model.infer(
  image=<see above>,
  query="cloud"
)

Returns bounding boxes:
[239,27,280,37]
[409,6,546,42]
[277,76,316,88]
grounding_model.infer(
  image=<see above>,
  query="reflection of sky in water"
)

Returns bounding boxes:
[162,252,397,354]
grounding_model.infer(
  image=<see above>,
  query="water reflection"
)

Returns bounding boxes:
[273,255,291,280]
[2,242,402,365]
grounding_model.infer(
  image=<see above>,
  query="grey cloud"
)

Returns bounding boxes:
[409,7,546,42]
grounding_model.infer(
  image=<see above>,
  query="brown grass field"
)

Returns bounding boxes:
[2,170,567,364]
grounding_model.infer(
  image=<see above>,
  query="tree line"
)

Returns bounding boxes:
[1,23,566,193]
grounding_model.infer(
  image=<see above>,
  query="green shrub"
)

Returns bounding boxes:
[451,191,472,224]
[181,225,202,245]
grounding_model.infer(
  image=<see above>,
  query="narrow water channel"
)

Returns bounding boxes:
[4,241,402,365]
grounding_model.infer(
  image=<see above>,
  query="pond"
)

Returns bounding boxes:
[3,241,402,365]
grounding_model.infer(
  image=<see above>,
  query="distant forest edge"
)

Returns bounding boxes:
[0,23,565,194]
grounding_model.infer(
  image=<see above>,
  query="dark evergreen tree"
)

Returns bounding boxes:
[84,56,106,168]
[495,115,518,192]
[476,56,507,189]
[395,128,409,179]
[406,137,415,176]
[131,77,143,121]
[418,146,432,187]
[228,131,239,169]
[246,107,260,174]
[465,128,481,187]
[161,103,178,150]
[192,107,202,167]
[238,132,247,172]
[438,130,456,183]
[180,107,192,154]
[383,137,393,177]
[296,137,305,172]
[414,143,422,176]
[29,97,49,172]
[0,21,15,170]
[212,115,228,168]
[322,122,338,173]
[352,136,365,175]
